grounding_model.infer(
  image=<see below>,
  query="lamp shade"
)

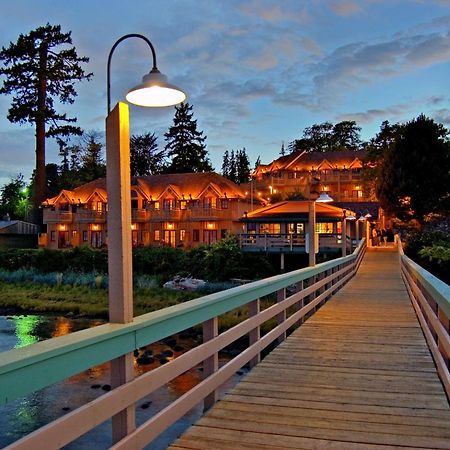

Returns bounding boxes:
[316,192,334,203]
[126,68,186,107]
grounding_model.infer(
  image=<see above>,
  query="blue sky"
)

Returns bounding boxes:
[1,0,449,186]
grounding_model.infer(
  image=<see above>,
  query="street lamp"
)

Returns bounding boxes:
[105,33,186,443]
[307,192,334,266]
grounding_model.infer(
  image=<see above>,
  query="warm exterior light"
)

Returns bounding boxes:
[59,224,66,231]
[365,213,372,219]
[126,68,186,107]
[107,34,186,113]
[92,224,99,231]
[316,192,334,203]
[131,223,137,230]
[167,222,174,229]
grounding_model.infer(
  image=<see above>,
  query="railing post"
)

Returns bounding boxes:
[277,288,286,343]
[203,317,218,411]
[438,308,449,367]
[248,299,261,368]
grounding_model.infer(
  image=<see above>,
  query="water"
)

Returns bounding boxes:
[0,315,243,449]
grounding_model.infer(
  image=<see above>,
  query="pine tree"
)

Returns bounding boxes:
[79,131,106,182]
[236,148,251,184]
[130,132,165,176]
[229,150,237,183]
[0,23,92,220]
[164,102,212,173]
[280,141,286,156]
[221,150,230,179]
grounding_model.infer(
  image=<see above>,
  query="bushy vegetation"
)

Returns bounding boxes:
[404,231,450,284]
[0,236,276,283]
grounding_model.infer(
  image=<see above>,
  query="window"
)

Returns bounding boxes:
[288,171,295,179]
[288,223,304,234]
[204,197,213,208]
[50,231,56,241]
[72,230,77,238]
[163,199,174,210]
[83,230,88,242]
[221,229,228,239]
[180,201,187,210]
[193,229,200,242]
[131,199,138,209]
[259,223,281,234]
[220,199,229,209]
[154,230,160,241]
[316,223,333,234]
[247,223,257,234]
[96,201,103,212]
[180,229,186,242]
[352,190,363,199]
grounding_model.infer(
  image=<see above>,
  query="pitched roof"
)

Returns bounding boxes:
[42,172,247,206]
[243,200,355,222]
[255,150,366,174]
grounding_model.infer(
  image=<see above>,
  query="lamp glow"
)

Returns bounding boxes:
[126,69,186,107]
[316,192,334,203]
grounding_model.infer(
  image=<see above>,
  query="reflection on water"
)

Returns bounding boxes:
[0,315,243,449]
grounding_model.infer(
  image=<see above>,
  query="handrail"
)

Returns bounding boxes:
[399,241,450,398]
[1,239,366,449]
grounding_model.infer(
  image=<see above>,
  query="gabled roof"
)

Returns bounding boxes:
[242,201,355,222]
[255,150,366,174]
[42,172,248,206]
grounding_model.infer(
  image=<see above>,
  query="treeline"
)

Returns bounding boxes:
[0,236,276,283]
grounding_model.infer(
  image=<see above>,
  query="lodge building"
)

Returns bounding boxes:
[41,172,255,250]
[252,149,372,204]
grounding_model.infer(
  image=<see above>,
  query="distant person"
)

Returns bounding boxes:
[381,228,387,246]
[372,228,379,247]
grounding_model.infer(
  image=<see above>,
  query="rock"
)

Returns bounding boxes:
[133,349,140,357]
[140,401,152,409]
[163,277,206,291]
[102,384,111,391]
[161,349,174,357]
[91,384,102,389]
[137,355,154,365]
[159,357,169,365]
[162,337,177,348]
[174,345,184,352]
[62,406,71,411]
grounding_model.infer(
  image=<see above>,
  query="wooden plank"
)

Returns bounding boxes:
[170,250,450,450]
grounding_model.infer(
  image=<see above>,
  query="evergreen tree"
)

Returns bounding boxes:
[0,23,92,218]
[227,150,237,183]
[332,120,362,150]
[280,141,286,156]
[236,148,251,184]
[79,131,106,182]
[221,150,230,178]
[164,102,212,173]
[130,132,165,176]
[254,155,261,170]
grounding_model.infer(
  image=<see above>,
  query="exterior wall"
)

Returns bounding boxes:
[253,164,371,203]
[42,190,253,250]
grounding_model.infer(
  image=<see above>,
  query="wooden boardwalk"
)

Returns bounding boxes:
[169,249,450,449]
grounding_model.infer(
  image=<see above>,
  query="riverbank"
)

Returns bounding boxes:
[0,281,199,318]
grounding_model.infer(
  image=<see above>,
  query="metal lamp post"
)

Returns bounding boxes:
[106,33,186,443]
[308,192,334,266]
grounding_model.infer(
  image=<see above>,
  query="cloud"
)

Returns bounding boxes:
[310,30,450,102]
[238,1,311,23]
[330,1,362,16]
[432,108,450,126]
[336,104,411,124]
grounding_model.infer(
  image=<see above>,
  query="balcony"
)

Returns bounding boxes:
[43,209,73,224]
[75,210,106,223]
[131,208,149,222]
[148,208,182,222]
[189,206,222,220]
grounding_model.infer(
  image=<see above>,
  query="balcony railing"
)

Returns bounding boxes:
[189,206,223,220]
[239,233,346,252]
[148,208,182,221]
[75,210,106,223]
[43,209,73,224]
[131,208,149,222]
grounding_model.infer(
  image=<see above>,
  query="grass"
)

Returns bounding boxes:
[0,281,200,318]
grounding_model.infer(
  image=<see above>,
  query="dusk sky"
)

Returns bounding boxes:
[1,0,450,186]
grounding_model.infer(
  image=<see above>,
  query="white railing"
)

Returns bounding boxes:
[399,242,450,397]
[0,240,366,449]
